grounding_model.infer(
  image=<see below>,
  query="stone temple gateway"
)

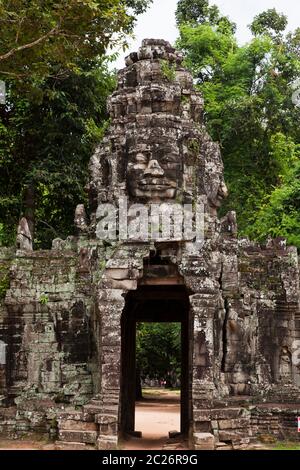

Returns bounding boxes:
[0,39,300,450]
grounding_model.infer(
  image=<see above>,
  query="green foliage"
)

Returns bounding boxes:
[176,0,236,33]
[271,441,300,450]
[0,61,116,248]
[0,0,152,82]
[176,1,300,247]
[39,293,49,305]
[248,161,300,247]
[0,0,152,248]
[160,60,176,82]
[176,0,218,25]
[125,0,153,15]
[136,323,181,387]
[250,9,288,38]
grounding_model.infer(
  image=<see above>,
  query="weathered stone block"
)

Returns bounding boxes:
[194,432,215,450]
[218,418,250,430]
[59,429,97,444]
[95,414,117,425]
[59,420,97,431]
[97,435,118,450]
[218,430,249,442]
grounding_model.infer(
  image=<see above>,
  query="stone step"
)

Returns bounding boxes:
[194,433,215,450]
[217,417,250,430]
[95,414,117,424]
[218,430,251,442]
[59,419,97,431]
[55,441,95,451]
[58,429,97,444]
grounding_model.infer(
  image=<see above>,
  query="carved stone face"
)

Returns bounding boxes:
[127,151,182,201]
[215,181,229,207]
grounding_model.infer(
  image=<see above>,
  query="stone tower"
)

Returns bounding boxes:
[0,39,300,450]
[88,39,227,225]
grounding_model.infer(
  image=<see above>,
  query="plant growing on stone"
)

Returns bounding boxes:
[160,59,177,82]
[181,95,190,105]
[39,294,49,305]
[188,139,200,155]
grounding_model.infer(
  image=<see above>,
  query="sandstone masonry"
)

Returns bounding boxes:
[0,39,300,450]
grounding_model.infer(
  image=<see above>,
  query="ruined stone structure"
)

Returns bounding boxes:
[0,40,300,450]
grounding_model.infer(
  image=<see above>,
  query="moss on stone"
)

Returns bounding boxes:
[0,267,9,300]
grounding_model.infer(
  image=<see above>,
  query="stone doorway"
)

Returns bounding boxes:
[120,285,191,440]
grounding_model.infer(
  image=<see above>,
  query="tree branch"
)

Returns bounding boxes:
[0,27,60,62]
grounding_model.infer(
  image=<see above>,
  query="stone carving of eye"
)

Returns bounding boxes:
[135,153,148,164]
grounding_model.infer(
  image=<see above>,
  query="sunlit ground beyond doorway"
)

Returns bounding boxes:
[122,389,184,450]
[125,322,185,449]
[136,389,180,439]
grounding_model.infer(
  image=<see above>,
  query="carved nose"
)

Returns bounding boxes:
[144,159,164,177]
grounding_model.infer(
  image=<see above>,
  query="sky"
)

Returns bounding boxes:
[112,0,300,69]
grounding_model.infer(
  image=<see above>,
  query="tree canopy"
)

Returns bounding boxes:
[0,0,152,247]
[250,8,288,38]
[0,0,151,81]
[0,62,116,246]
[136,323,181,388]
[176,0,300,247]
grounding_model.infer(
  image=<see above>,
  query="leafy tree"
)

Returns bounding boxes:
[248,161,300,247]
[136,323,181,389]
[0,0,152,80]
[176,1,300,246]
[176,0,235,33]
[250,9,288,38]
[0,0,152,247]
[176,0,218,26]
[0,62,116,247]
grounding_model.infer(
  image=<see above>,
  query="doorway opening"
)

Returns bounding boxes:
[120,285,190,444]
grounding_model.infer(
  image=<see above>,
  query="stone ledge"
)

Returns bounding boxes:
[55,441,95,450]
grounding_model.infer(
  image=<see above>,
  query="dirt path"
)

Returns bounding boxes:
[121,390,188,450]
[0,439,55,450]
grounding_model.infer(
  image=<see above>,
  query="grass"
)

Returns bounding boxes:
[272,441,300,451]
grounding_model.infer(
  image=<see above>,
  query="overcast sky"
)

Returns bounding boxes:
[112,0,300,69]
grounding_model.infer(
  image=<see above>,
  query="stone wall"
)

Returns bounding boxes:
[218,229,300,399]
[250,406,300,441]
[0,240,113,410]
[0,248,14,402]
